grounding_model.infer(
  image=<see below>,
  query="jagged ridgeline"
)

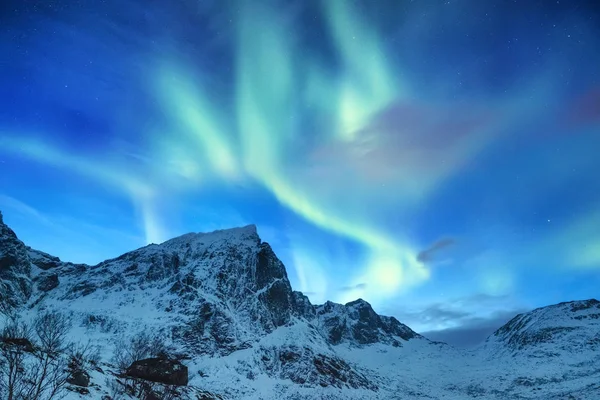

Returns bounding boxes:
[1,210,599,399]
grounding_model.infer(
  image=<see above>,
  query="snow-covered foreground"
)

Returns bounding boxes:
[1,211,599,399]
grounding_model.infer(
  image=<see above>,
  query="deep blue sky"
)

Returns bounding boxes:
[1,0,599,345]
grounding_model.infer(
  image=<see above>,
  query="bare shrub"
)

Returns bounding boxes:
[0,311,72,400]
[0,315,35,400]
[69,340,101,370]
[110,331,177,399]
[113,331,168,372]
[105,377,126,400]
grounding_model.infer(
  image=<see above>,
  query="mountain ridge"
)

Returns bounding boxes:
[1,210,599,399]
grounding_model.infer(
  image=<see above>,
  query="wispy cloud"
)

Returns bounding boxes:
[0,194,144,264]
[417,238,456,263]
[0,195,54,227]
[394,293,526,337]
[421,308,523,348]
[339,283,367,292]
[0,136,163,245]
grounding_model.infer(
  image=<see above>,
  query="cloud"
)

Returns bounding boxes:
[0,135,165,244]
[393,293,527,346]
[306,101,499,205]
[339,283,367,292]
[397,302,471,327]
[0,195,54,227]
[0,195,144,264]
[421,308,522,348]
[417,238,456,263]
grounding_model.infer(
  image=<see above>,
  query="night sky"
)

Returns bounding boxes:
[1,0,599,346]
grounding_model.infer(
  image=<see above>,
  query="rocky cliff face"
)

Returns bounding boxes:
[0,212,599,400]
[314,299,419,346]
[0,211,33,308]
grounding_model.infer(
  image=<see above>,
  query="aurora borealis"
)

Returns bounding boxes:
[1,0,599,345]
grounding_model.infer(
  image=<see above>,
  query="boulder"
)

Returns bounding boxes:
[67,369,90,387]
[126,358,188,386]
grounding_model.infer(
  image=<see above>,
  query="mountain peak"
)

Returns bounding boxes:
[558,298,599,310]
[345,298,370,307]
[159,224,259,248]
[488,298,600,354]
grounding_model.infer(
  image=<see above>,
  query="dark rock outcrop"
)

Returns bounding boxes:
[260,345,377,390]
[37,272,59,292]
[316,299,419,346]
[292,291,316,320]
[0,211,33,308]
[570,298,600,312]
[126,358,188,386]
[67,369,91,387]
[196,391,225,400]
[255,243,294,328]
[28,249,62,270]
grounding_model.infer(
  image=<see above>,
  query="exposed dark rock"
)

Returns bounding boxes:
[502,326,577,350]
[316,299,419,346]
[69,281,97,297]
[254,243,295,328]
[146,252,181,281]
[197,391,225,400]
[140,387,162,400]
[123,263,138,274]
[291,291,316,320]
[126,358,188,386]
[570,299,600,312]
[380,315,419,341]
[255,243,287,288]
[66,386,90,395]
[279,349,302,364]
[312,354,377,390]
[346,299,382,344]
[0,211,33,307]
[261,345,377,390]
[29,249,62,270]
[259,279,293,328]
[37,272,59,292]
[67,369,91,387]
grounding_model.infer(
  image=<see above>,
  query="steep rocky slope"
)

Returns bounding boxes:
[0,211,33,308]
[0,211,599,399]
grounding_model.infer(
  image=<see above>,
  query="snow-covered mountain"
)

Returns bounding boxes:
[1,210,599,399]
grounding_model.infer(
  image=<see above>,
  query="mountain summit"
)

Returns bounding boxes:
[0,213,598,399]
